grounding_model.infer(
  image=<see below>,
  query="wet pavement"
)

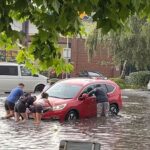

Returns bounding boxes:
[0,89,150,150]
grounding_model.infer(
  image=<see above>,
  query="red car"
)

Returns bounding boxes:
[40,78,122,121]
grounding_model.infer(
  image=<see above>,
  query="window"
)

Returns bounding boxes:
[106,84,115,93]
[0,66,18,76]
[79,85,95,98]
[81,85,95,94]
[20,66,32,76]
[79,71,88,77]
[46,82,82,99]
[88,72,101,77]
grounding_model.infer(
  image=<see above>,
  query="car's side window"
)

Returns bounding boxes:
[106,84,115,93]
[79,85,95,97]
[20,66,32,76]
[0,66,18,76]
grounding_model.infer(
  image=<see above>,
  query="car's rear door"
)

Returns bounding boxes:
[105,84,116,104]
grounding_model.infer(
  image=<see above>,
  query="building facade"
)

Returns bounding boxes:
[59,37,120,77]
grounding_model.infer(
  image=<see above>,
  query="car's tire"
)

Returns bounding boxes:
[110,104,119,115]
[34,84,45,93]
[65,110,79,121]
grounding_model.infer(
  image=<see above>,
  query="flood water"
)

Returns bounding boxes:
[0,90,150,150]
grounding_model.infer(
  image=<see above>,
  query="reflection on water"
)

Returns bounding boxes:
[0,91,150,150]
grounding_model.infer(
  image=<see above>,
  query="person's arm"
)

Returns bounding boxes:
[45,99,51,107]
[88,89,96,96]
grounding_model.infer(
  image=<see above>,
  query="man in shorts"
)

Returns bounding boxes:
[4,83,24,119]
[14,93,35,122]
[88,84,109,117]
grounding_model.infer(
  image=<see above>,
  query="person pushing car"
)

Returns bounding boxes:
[3,83,25,119]
[88,84,109,117]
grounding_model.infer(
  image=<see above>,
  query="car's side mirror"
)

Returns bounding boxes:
[79,93,89,101]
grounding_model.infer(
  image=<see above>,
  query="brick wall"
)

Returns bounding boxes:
[59,37,120,77]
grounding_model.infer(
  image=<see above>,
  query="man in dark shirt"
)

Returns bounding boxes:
[14,93,35,122]
[89,84,109,117]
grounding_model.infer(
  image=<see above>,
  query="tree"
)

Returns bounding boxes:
[1,0,150,74]
[86,15,150,79]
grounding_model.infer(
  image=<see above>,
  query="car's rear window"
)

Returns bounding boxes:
[0,66,18,76]
[46,82,82,99]
[106,84,115,93]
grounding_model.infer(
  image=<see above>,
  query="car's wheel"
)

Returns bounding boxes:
[110,104,119,115]
[34,84,45,93]
[65,110,78,121]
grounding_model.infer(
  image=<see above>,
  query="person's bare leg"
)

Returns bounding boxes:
[5,110,14,119]
[34,113,41,125]
[19,113,27,123]
[2,110,10,119]
[97,103,102,118]
[104,102,110,117]
[14,112,20,122]
[25,108,30,120]
[6,110,10,116]
[32,113,37,124]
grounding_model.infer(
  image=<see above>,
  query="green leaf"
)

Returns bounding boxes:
[52,0,60,14]
[16,50,25,63]
[131,0,141,11]
[90,0,99,5]
[119,0,130,6]
[39,30,49,42]
[32,0,43,6]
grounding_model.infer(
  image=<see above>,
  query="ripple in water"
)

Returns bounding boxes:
[0,92,150,150]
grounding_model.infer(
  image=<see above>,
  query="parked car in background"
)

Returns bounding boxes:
[0,62,48,93]
[147,80,150,90]
[78,70,107,79]
[36,78,122,122]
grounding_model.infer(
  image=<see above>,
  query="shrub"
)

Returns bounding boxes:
[110,78,128,89]
[129,71,150,87]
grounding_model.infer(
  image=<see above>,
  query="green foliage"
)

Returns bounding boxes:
[110,78,128,89]
[86,15,150,72]
[129,71,150,87]
[110,77,143,89]
[1,0,150,73]
[49,78,60,84]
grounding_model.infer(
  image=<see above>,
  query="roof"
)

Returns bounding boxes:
[58,78,115,86]
[0,62,23,66]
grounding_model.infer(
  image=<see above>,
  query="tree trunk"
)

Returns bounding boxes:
[120,60,127,79]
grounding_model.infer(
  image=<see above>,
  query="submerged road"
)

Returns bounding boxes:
[0,89,150,150]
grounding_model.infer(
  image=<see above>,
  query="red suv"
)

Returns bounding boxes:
[40,78,122,121]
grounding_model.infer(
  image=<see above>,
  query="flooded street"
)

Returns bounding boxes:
[0,90,150,150]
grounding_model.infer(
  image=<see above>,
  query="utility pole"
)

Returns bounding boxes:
[65,36,69,78]
[22,21,29,47]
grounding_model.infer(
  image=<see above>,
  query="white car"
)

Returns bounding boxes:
[0,62,48,93]
[147,80,150,90]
